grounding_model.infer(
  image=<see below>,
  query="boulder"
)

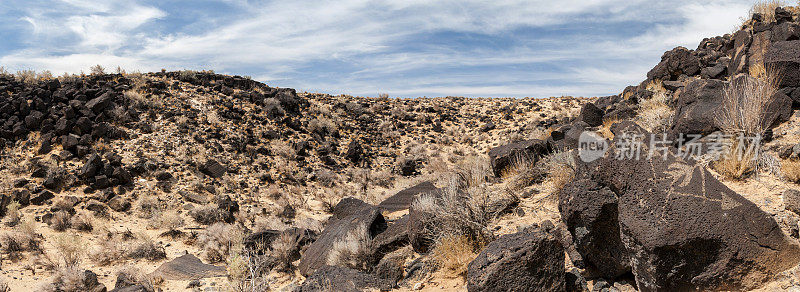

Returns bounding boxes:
[149,254,226,281]
[785,189,800,216]
[378,182,439,212]
[647,47,701,81]
[573,122,800,291]
[765,40,800,88]
[299,265,392,292]
[488,139,548,177]
[200,159,226,178]
[466,228,565,292]
[345,139,364,164]
[578,103,604,127]
[668,78,725,140]
[370,215,410,263]
[298,199,387,276]
[559,179,628,278]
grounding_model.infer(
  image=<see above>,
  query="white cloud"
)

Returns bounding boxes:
[0,0,767,97]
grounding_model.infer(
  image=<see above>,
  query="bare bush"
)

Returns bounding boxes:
[327,224,372,271]
[636,81,674,133]
[127,234,167,261]
[716,75,778,137]
[190,204,226,225]
[783,159,800,183]
[431,234,477,277]
[198,223,244,263]
[69,212,94,232]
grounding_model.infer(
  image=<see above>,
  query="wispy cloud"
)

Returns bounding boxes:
[0,0,760,97]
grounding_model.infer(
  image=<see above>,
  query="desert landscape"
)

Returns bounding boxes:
[3,1,800,292]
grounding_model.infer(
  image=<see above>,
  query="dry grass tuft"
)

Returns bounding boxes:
[431,234,477,278]
[540,151,577,194]
[1,219,42,261]
[635,80,674,133]
[198,223,244,263]
[748,1,784,23]
[714,145,757,180]
[716,65,779,138]
[783,159,800,183]
[50,211,72,232]
[190,204,227,225]
[69,212,94,232]
[127,233,167,261]
[327,224,372,271]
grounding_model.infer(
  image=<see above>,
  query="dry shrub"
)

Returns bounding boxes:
[270,140,295,159]
[748,0,784,23]
[148,211,184,230]
[69,212,93,232]
[40,265,91,292]
[431,234,477,277]
[125,90,162,110]
[599,118,619,139]
[114,266,158,292]
[3,201,21,227]
[783,159,800,183]
[716,74,778,137]
[308,117,339,137]
[198,223,244,263]
[327,224,372,271]
[502,155,545,192]
[540,151,577,194]
[410,157,508,262]
[636,81,674,133]
[90,235,126,266]
[270,231,298,272]
[135,196,163,219]
[50,211,72,231]
[227,249,272,292]
[1,219,42,260]
[190,204,226,225]
[127,234,167,261]
[0,280,8,292]
[714,147,756,180]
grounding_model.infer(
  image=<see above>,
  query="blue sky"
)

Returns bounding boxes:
[0,0,763,97]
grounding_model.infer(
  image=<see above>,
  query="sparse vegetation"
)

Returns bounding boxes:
[431,234,477,277]
[783,159,800,183]
[198,223,244,263]
[636,80,674,133]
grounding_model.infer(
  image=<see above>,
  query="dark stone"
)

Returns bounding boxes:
[215,195,239,224]
[579,103,604,127]
[86,92,112,113]
[669,78,726,140]
[700,63,726,79]
[662,80,686,91]
[565,268,589,292]
[766,40,800,88]
[345,139,364,164]
[200,159,226,178]
[560,178,629,278]
[243,229,281,252]
[467,228,565,292]
[155,171,173,181]
[298,199,386,276]
[150,254,226,280]
[488,139,548,177]
[785,189,800,216]
[299,265,392,292]
[378,182,439,212]
[370,215,410,264]
[574,122,800,291]
[647,47,701,81]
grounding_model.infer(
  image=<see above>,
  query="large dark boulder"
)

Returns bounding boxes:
[378,182,439,212]
[570,122,800,291]
[559,179,628,278]
[299,265,392,292]
[488,139,548,177]
[466,228,565,292]
[647,47,701,81]
[668,78,725,140]
[766,40,800,88]
[578,103,604,127]
[298,199,387,276]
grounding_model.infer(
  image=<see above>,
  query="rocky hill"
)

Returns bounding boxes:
[1,4,800,292]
